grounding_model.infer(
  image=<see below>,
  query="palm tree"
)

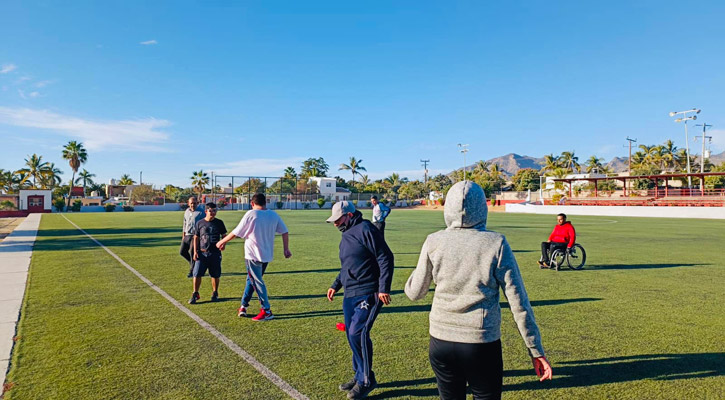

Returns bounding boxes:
[283,166,297,180]
[474,160,490,174]
[559,151,580,173]
[62,141,88,206]
[540,154,560,174]
[118,174,136,185]
[585,156,604,174]
[40,163,63,189]
[661,140,678,172]
[359,174,371,188]
[75,169,96,197]
[16,154,50,188]
[339,157,367,185]
[0,169,14,194]
[191,170,209,195]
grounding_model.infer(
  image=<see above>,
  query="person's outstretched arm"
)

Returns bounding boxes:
[494,238,552,380]
[405,238,433,301]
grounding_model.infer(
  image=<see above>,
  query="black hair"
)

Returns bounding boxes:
[205,202,217,210]
[557,213,567,220]
[371,196,378,200]
[251,193,266,206]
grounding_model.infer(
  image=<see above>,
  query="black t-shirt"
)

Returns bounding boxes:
[195,218,227,253]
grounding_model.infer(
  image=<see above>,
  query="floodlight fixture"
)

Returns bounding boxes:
[670,107,701,187]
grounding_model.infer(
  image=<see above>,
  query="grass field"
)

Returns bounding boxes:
[4,210,724,399]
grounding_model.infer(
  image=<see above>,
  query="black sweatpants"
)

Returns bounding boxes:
[429,337,503,400]
[372,221,385,239]
[540,241,566,263]
[180,235,195,274]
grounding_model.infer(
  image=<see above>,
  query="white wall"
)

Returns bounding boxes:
[506,203,725,220]
[19,190,52,211]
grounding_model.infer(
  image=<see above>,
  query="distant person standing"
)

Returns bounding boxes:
[216,193,292,321]
[181,196,205,278]
[406,181,552,400]
[370,196,391,238]
[326,201,394,400]
[189,203,227,304]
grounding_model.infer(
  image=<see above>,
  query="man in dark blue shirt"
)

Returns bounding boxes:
[326,201,394,400]
[190,203,227,304]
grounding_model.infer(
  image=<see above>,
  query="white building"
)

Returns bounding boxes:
[19,189,52,213]
[307,177,351,202]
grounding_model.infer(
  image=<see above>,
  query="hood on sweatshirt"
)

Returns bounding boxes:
[444,181,488,230]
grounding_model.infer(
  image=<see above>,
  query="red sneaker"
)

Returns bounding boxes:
[251,310,274,321]
[237,307,247,317]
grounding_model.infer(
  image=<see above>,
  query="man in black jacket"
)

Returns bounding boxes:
[326,201,394,400]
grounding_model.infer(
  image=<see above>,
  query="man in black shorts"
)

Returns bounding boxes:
[189,203,227,304]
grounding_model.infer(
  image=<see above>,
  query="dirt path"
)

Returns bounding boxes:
[0,217,24,241]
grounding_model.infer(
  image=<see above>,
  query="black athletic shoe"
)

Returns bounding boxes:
[211,291,219,302]
[188,292,199,304]
[339,379,356,391]
[347,380,377,399]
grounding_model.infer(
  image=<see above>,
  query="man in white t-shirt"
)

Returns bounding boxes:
[217,193,292,321]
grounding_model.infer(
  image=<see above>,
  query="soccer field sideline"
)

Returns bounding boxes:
[60,214,308,400]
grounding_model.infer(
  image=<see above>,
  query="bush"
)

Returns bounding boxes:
[303,202,311,210]
[71,200,82,212]
[367,201,372,207]
[53,198,66,212]
[123,205,134,212]
[275,201,284,209]
[0,200,16,211]
[317,198,327,209]
[217,199,228,209]
[105,204,116,212]
[352,200,358,206]
[179,203,189,211]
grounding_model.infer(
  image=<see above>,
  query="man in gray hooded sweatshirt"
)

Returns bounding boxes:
[405,181,552,400]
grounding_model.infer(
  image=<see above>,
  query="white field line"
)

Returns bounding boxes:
[61,215,309,400]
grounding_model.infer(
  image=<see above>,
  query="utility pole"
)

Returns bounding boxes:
[625,137,637,194]
[695,123,713,192]
[625,137,637,175]
[420,159,430,186]
[139,171,143,185]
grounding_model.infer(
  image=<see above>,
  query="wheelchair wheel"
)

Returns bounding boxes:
[566,244,586,270]
[550,249,566,271]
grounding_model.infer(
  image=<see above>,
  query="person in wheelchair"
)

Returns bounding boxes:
[539,213,576,269]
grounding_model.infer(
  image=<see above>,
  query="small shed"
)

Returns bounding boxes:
[19,189,52,213]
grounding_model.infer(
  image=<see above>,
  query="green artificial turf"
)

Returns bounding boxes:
[4,210,724,399]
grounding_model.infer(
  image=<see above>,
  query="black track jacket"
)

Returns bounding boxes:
[331,211,394,298]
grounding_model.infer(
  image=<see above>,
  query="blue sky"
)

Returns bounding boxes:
[2,1,725,188]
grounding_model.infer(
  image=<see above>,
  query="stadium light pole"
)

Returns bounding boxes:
[695,123,713,192]
[457,144,469,181]
[670,108,700,188]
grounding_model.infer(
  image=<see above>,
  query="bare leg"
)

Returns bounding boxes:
[211,278,219,292]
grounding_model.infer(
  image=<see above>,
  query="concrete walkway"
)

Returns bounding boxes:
[0,214,41,386]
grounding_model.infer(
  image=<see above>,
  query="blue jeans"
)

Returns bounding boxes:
[241,260,270,311]
[343,293,383,386]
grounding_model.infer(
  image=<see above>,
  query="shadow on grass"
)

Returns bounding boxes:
[587,263,705,270]
[274,297,598,319]
[369,352,723,398]
[503,352,724,391]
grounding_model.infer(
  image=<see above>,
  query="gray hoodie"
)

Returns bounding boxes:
[405,181,545,358]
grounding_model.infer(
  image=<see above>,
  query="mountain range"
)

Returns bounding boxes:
[459,151,725,177]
